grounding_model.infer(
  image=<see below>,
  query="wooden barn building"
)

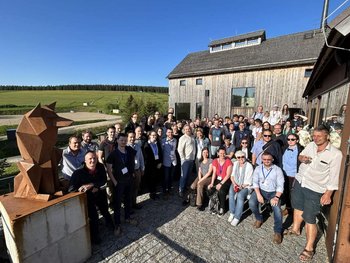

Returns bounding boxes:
[167,29,325,120]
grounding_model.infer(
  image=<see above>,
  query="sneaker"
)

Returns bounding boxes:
[218,208,224,217]
[125,218,138,226]
[178,191,184,198]
[228,213,234,223]
[231,218,239,226]
[114,226,121,237]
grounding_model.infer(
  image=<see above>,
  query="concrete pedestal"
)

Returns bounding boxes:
[0,192,91,263]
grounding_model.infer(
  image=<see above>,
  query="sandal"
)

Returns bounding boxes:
[299,249,314,262]
[283,228,300,236]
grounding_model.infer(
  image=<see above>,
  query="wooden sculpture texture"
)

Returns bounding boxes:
[14,103,73,200]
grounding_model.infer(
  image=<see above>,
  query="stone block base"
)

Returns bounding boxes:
[0,192,91,263]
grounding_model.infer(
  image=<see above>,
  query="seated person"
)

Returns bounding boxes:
[228,151,254,226]
[208,146,233,216]
[248,152,284,244]
[69,151,114,244]
[189,147,213,211]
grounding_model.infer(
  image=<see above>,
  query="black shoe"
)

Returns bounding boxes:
[182,199,189,206]
[132,204,143,210]
[197,205,205,211]
[150,193,159,200]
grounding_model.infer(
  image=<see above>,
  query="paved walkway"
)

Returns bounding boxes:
[0,189,329,263]
[86,191,328,263]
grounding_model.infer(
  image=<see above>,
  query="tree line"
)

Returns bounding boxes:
[0,84,168,93]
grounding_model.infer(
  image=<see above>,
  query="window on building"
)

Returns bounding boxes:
[304,69,313,77]
[222,43,232,50]
[211,45,222,52]
[180,80,186,86]
[196,78,203,85]
[247,38,259,45]
[234,40,247,48]
[231,87,255,107]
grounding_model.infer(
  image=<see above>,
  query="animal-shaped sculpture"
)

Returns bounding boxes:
[14,103,73,200]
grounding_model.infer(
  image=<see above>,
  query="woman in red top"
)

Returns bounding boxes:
[208,146,233,216]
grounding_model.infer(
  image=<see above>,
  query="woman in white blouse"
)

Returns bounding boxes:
[228,150,254,226]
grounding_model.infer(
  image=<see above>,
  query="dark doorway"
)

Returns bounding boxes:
[175,103,190,120]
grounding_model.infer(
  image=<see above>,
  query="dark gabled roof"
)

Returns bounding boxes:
[209,30,266,47]
[168,29,325,79]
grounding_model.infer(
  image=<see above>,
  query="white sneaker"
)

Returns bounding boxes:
[228,213,234,223]
[231,218,239,226]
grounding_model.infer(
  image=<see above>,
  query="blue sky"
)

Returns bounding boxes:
[0,0,349,87]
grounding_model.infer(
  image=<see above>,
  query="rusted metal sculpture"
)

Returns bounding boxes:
[14,103,73,200]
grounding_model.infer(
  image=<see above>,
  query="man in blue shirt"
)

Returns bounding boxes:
[249,152,284,244]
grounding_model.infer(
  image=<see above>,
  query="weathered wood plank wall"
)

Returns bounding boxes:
[169,65,318,119]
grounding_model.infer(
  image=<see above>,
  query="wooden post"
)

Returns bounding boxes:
[332,90,350,263]
[314,95,322,126]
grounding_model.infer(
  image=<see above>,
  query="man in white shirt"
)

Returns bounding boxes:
[286,125,342,262]
[178,125,195,197]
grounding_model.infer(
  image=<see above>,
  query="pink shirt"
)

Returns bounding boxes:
[212,158,233,181]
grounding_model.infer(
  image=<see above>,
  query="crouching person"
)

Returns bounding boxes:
[248,152,284,244]
[228,150,254,226]
[69,151,114,245]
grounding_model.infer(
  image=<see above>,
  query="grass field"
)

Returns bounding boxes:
[0,90,168,114]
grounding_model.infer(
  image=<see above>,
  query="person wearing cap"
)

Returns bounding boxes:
[249,151,284,244]
[227,150,254,226]
[269,104,282,126]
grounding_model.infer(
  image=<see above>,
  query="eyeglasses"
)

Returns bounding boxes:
[241,142,248,144]
[263,135,272,137]
[236,156,245,159]
[262,158,272,161]
[287,138,296,141]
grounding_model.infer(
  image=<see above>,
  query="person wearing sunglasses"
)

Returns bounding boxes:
[282,134,303,217]
[236,139,252,162]
[251,129,282,167]
[228,151,254,226]
[249,152,284,244]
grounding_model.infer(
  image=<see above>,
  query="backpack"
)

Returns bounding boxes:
[208,191,219,214]
[189,191,197,207]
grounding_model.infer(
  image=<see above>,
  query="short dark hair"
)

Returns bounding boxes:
[117,133,127,139]
[314,124,330,135]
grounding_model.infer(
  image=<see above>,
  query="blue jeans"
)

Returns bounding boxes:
[163,165,175,193]
[179,160,194,193]
[210,145,220,158]
[229,186,249,220]
[248,189,282,233]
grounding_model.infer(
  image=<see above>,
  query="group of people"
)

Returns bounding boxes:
[60,104,344,262]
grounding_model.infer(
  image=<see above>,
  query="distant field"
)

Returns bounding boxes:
[0,90,168,114]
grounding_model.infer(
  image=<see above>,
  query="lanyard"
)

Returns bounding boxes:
[262,166,273,180]
[117,148,127,166]
[151,142,158,156]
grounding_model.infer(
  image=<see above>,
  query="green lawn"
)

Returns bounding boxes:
[0,90,168,114]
